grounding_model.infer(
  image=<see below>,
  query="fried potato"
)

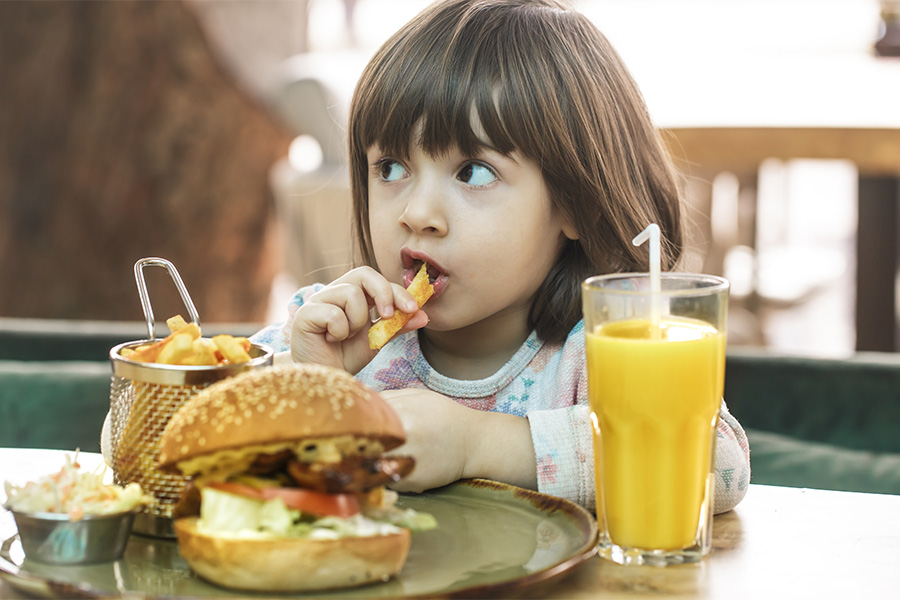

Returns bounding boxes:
[166,314,190,333]
[129,321,200,363]
[368,263,434,350]
[213,334,252,364]
[127,341,163,363]
[121,315,252,366]
[156,331,195,364]
[184,338,218,366]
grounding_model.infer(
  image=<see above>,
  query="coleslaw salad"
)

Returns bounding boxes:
[3,451,152,520]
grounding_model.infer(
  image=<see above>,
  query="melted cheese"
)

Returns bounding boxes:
[176,435,386,479]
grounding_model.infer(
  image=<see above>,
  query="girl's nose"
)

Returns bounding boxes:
[398,191,448,236]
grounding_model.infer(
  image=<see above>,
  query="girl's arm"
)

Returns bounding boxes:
[381,388,537,492]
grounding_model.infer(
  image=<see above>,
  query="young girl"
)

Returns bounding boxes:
[253,0,750,514]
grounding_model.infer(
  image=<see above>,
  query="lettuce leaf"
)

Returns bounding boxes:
[197,488,435,539]
[199,488,304,537]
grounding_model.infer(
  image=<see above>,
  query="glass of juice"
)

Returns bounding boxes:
[582,272,728,566]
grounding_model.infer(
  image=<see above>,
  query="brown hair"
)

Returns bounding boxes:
[348,0,683,344]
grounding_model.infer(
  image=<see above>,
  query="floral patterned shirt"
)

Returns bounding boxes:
[251,284,751,514]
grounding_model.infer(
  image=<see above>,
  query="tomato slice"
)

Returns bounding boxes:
[206,482,266,500]
[206,482,360,518]
[259,487,360,518]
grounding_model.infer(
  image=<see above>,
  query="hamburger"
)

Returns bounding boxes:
[157,364,435,592]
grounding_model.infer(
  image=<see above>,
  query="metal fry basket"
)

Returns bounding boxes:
[108,257,273,537]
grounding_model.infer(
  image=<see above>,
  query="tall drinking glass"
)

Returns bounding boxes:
[583,273,729,566]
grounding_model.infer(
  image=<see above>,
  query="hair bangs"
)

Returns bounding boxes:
[354,3,554,163]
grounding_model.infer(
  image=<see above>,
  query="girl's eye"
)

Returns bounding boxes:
[376,159,408,182]
[458,162,497,187]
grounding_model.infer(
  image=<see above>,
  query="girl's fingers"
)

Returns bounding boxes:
[330,267,419,319]
[301,267,420,346]
[397,310,429,336]
[316,283,375,335]
[355,273,418,318]
[394,291,420,315]
[294,303,351,343]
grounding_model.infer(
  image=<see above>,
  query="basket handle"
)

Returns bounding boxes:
[133,257,201,341]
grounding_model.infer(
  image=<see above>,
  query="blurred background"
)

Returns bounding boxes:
[2,0,899,357]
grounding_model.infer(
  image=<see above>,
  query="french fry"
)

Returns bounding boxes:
[235,337,251,352]
[173,322,201,341]
[166,314,190,333]
[119,315,253,366]
[368,263,434,350]
[128,341,163,363]
[213,334,252,364]
[184,338,218,366]
[126,322,200,363]
[157,332,194,365]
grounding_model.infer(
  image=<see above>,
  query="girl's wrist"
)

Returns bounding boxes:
[462,411,537,490]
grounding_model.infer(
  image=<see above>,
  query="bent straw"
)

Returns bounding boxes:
[632,224,661,338]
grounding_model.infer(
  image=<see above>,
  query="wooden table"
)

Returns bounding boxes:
[2,447,899,598]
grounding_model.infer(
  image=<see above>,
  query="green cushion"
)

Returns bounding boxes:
[725,349,900,454]
[0,361,111,452]
[747,428,900,495]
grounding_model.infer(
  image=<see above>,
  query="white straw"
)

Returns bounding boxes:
[632,224,661,336]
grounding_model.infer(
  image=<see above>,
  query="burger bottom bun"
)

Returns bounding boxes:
[173,517,412,592]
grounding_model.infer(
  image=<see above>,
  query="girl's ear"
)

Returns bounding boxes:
[562,219,579,241]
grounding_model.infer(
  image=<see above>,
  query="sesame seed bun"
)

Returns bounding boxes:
[173,517,411,592]
[158,364,406,470]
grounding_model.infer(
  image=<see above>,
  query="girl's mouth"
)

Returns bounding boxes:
[401,250,448,296]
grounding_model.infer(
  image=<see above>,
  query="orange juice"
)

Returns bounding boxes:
[586,317,724,550]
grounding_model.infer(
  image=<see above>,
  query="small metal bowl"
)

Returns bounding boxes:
[7,507,138,564]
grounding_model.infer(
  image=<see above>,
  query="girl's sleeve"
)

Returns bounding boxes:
[528,401,751,515]
[249,284,325,354]
[713,400,751,513]
[528,404,597,509]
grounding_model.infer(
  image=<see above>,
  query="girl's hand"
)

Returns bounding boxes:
[290,267,428,373]
[381,388,538,493]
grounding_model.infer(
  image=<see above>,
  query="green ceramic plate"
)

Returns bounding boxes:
[0,479,598,598]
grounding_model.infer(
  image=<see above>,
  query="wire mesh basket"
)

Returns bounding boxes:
[108,257,273,537]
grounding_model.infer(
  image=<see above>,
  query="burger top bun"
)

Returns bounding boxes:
[158,364,406,468]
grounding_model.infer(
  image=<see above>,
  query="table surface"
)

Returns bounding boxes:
[2,447,899,599]
[636,54,900,131]
[638,54,900,175]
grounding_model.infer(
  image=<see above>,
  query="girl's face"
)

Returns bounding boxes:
[366,134,576,338]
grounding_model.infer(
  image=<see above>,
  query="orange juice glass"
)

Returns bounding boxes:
[582,273,728,566]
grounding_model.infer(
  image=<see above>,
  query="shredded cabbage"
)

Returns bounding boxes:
[3,451,152,520]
